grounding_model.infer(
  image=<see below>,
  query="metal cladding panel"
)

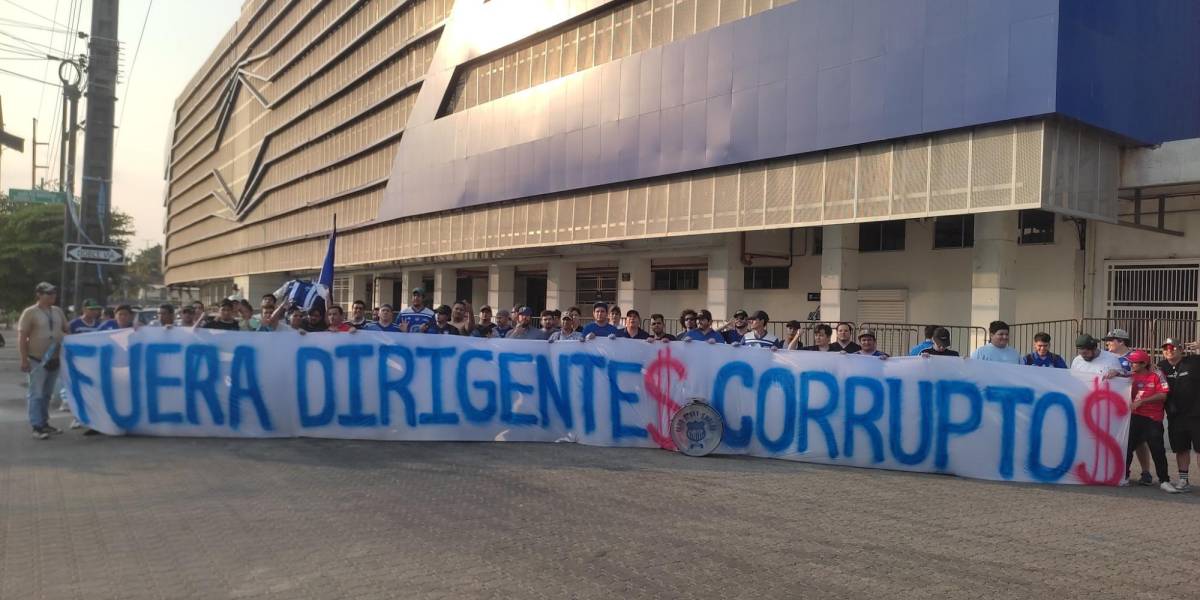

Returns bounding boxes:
[380,0,1197,221]
[1056,0,1200,145]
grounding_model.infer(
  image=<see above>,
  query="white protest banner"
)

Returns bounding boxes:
[62,328,1131,485]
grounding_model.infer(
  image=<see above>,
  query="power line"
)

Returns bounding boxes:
[0,41,46,57]
[1,0,71,29]
[0,65,62,87]
[33,0,62,133]
[0,29,61,54]
[0,16,73,34]
[116,0,153,146]
[47,0,82,174]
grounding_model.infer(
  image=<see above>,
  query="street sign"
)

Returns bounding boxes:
[9,188,67,204]
[64,243,125,265]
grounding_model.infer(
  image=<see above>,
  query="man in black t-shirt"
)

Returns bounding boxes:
[1159,338,1200,492]
[202,299,241,331]
[920,328,960,357]
[831,321,861,353]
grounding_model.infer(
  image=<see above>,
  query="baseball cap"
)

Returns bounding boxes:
[858,329,876,340]
[435,304,451,315]
[785,320,802,330]
[749,310,769,322]
[34,281,56,294]
[933,327,951,343]
[495,308,511,317]
[733,309,749,319]
[411,287,426,296]
[518,306,533,316]
[1161,338,1179,349]
[1127,349,1151,364]
[82,298,102,309]
[1075,334,1099,349]
[1103,328,1130,342]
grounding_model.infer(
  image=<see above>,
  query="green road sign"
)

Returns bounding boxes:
[8,188,67,204]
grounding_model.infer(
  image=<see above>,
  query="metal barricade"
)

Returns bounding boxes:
[1079,317,1156,349]
[860,322,987,357]
[1007,320,1079,358]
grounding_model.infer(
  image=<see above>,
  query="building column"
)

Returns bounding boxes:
[233,274,287,304]
[971,211,1018,329]
[398,270,417,309]
[617,256,652,313]
[819,224,859,323]
[432,267,456,308]
[706,234,744,321]
[546,260,576,310]
[488,264,515,311]
[350,273,372,306]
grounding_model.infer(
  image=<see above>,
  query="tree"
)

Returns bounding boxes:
[0,196,136,312]
[113,243,163,300]
[0,198,64,312]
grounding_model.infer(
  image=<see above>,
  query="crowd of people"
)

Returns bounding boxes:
[14,281,1200,495]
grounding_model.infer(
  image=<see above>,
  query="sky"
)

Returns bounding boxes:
[0,0,244,252]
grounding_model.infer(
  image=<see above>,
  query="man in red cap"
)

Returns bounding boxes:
[1124,349,1181,493]
[1159,338,1200,492]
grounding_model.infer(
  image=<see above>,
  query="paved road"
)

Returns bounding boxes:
[1,328,1197,599]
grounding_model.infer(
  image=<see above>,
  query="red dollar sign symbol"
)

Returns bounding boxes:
[1073,378,1129,486]
[643,346,686,450]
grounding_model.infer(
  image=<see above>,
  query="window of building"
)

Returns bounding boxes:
[576,272,617,306]
[331,277,351,308]
[859,221,906,252]
[1019,209,1055,245]
[653,269,700,291]
[933,215,974,249]
[744,267,790,290]
[812,228,823,255]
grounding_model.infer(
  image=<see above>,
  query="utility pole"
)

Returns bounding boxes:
[79,0,120,306]
[59,60,84,309]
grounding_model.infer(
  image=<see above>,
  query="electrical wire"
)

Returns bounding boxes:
[1,0,72,29]
[0,16,72,34]
[0,65,61,86]
[116,0,153,146]
[33,0,63,132]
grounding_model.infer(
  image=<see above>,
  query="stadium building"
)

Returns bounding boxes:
[164,0,1200,348]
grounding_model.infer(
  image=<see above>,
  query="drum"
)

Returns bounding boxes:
[669,399,724,457]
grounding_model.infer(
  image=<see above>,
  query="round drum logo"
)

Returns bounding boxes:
[670,400,724,457]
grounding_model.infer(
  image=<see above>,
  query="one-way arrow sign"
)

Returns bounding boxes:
[64,243,125,265]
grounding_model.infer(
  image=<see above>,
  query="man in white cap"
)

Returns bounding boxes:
[18,282,68,439]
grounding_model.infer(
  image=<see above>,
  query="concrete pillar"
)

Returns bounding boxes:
[707,234,744,321]
[546,260,576,310]
[971,211,1018,329]
[345,274,370,308]
[233,273,287,304]
[488,264,516,311]
[432,267,457,308]
[819,224,859,323]
[374,277,395,308]
[617,256,652,314]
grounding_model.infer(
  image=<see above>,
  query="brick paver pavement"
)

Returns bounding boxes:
[1,331,1197,599]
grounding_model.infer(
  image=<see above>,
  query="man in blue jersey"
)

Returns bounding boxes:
[616,309,650,339]
[363,304,404,332]
[68,299,104,334]
[98,305,136,331]
[682,310,725,344]
[719,309,749,344]
[970,321,1020,364]
[855,330,889,358]
[427,305,460,335]
[494,308,513,338]
[1022,332,1067,368]
[398,287,435,332]
[581,302,620,337]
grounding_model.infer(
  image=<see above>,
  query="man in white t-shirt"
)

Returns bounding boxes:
[1070,334,1123,377]
[398,287,436,333]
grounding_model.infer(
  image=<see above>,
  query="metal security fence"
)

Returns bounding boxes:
[859,322,987,357]
[1007,320,1080,358]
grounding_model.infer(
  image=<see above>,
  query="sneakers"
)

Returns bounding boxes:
[1160,481,1182,494]
[1118,478,1131,487]
[31,427,50,440]
[1138,472,1154,486]
[68,418,84,430]
[42,424,63,435]
[1173,480,1192,492]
